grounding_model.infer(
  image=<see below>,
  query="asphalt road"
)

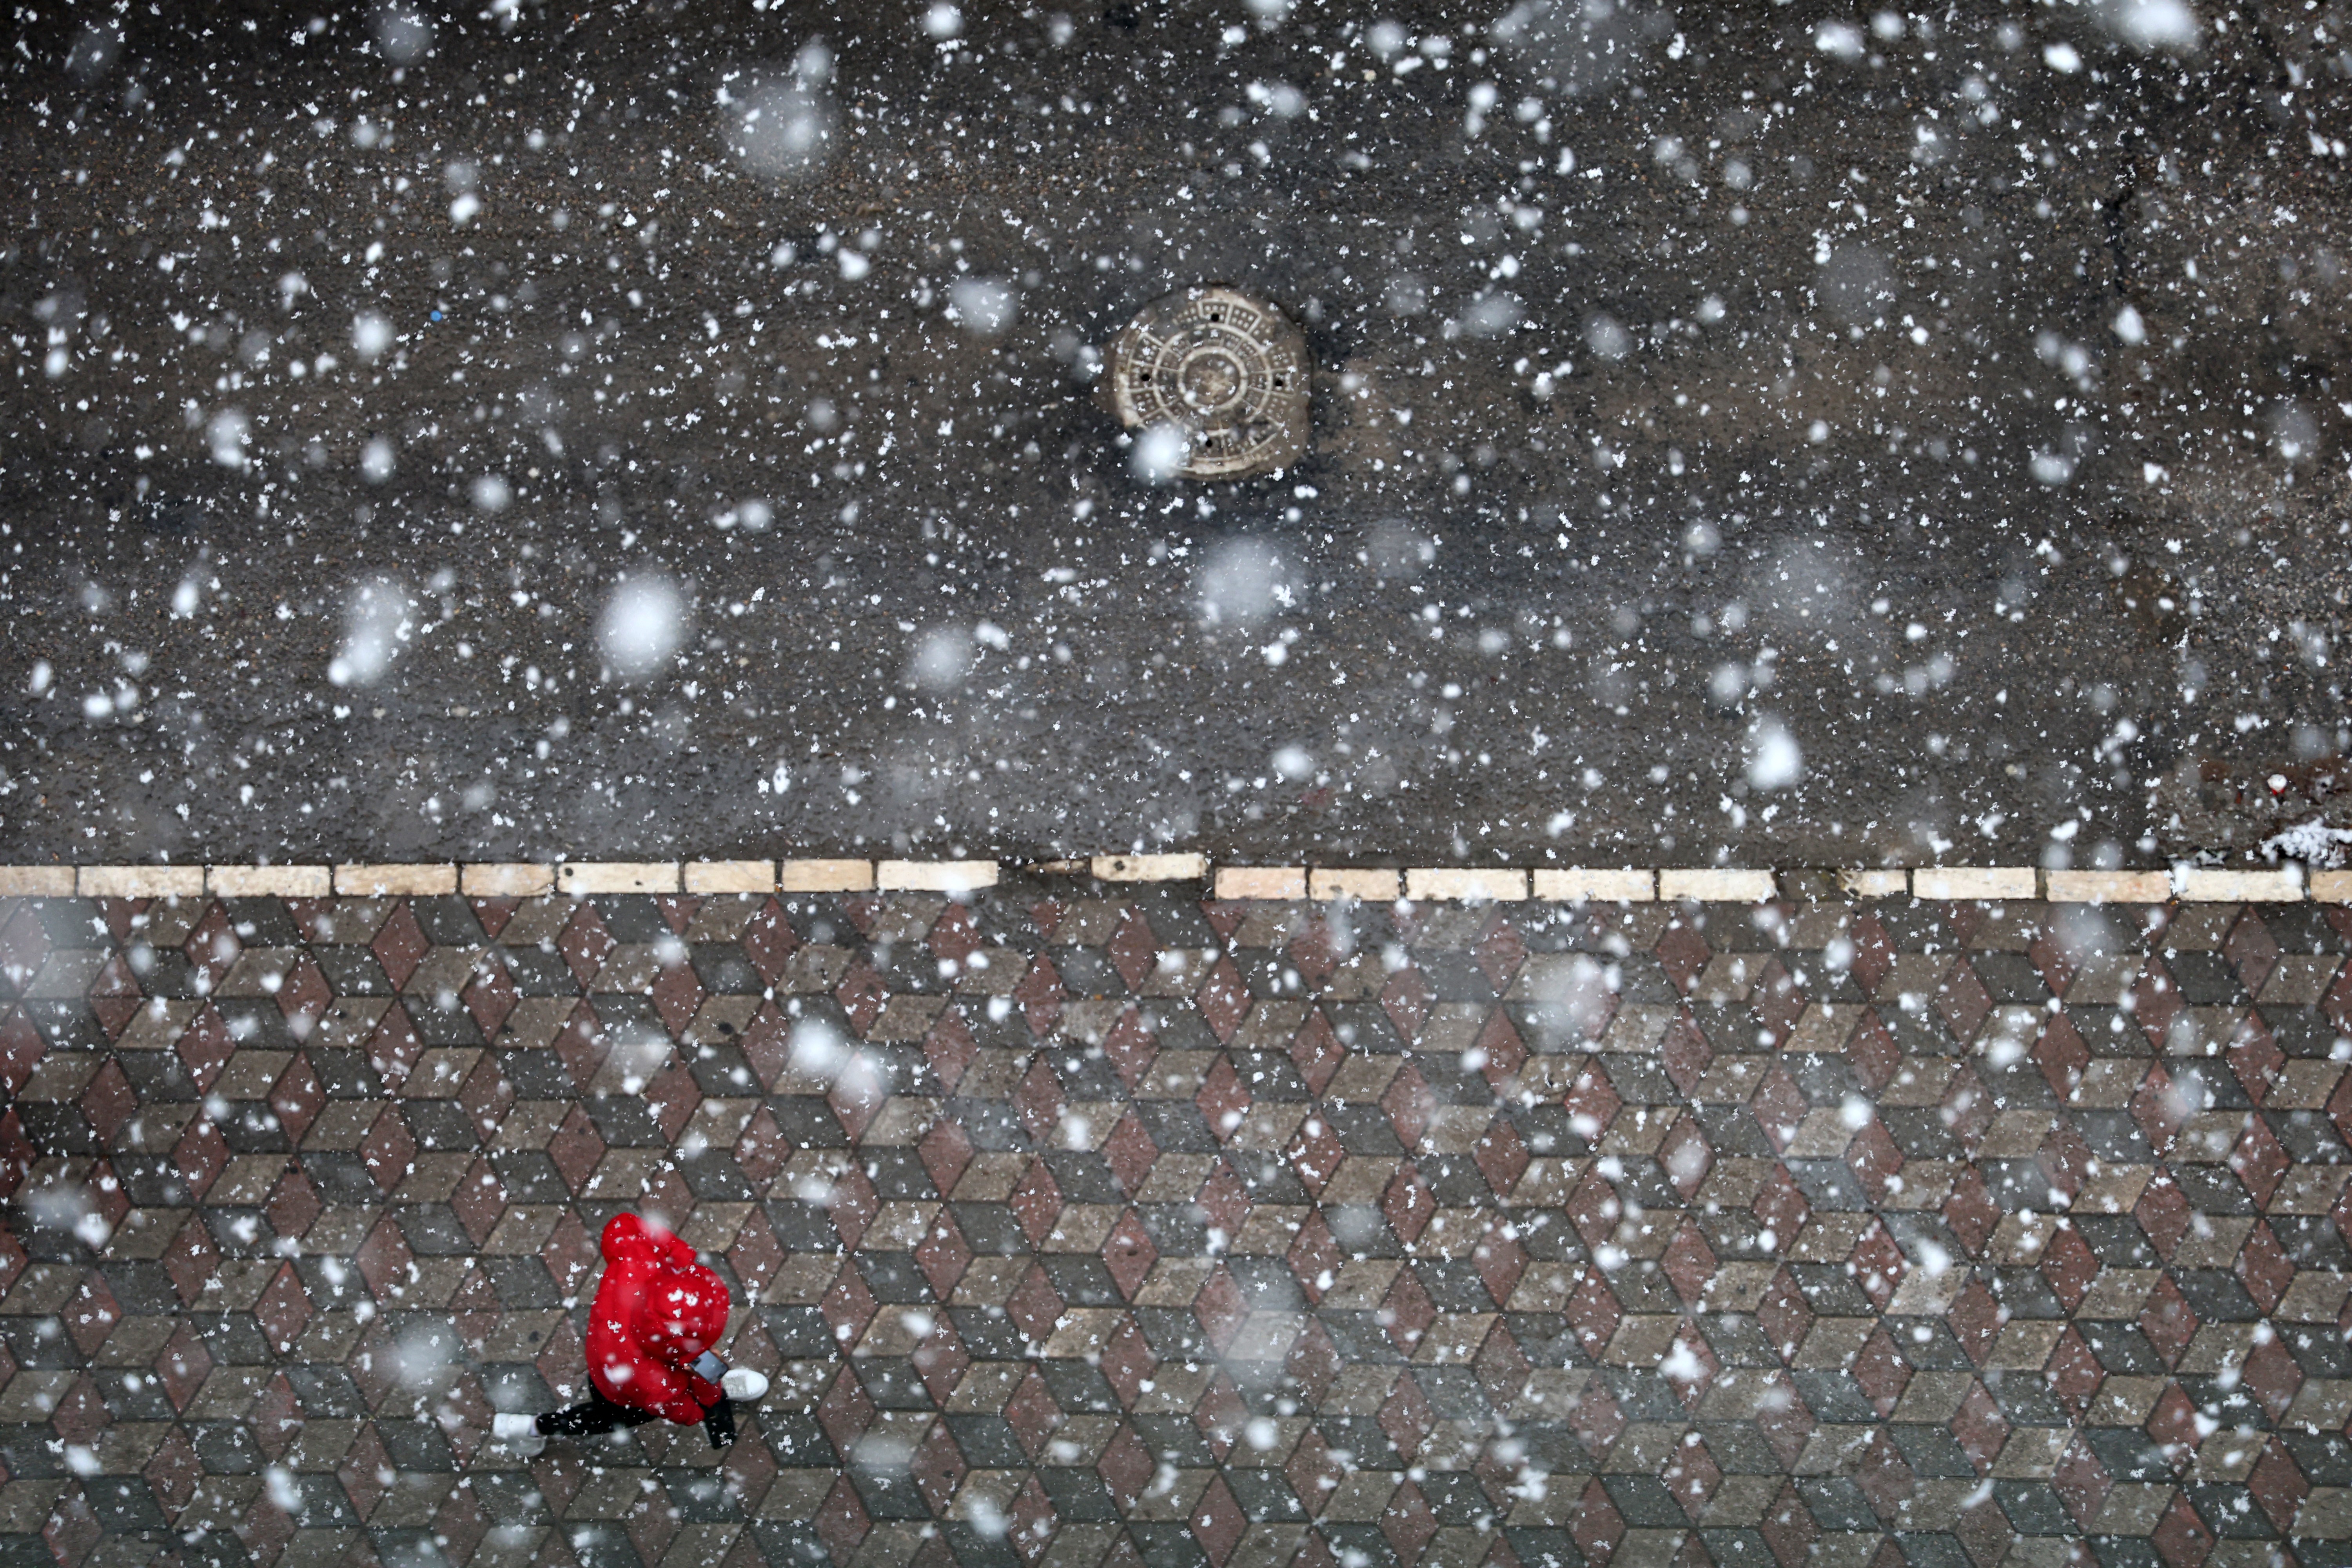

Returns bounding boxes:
[2,0,2349,871]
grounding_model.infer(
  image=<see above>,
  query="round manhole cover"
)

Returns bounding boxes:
[1108,286,1309,480]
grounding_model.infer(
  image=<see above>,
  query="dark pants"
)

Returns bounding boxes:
[536,1389,736,1447]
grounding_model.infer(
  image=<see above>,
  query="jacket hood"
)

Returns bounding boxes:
[601,1214,726,1370]
[602,1211,673,1264]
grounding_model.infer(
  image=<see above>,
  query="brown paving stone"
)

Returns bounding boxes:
[0,1011,45,1098]
[58,1064,123,1154]
[250,1373,303,1462]
[2151,1490,2215,1568]
[370,902,429,990]
[544,1105,604,1196]
[1106,910,1157,993]
[162,1210,221,1305]
[365,1002,425,1092]
[265,1163,324,1242]
[252,1262,311,1355]
[152,1323,211,1414]
[144,1422,203,1521]
[44,1489,100,1568]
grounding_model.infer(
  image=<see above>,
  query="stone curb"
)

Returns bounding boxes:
[1213,867,1307,900]
[1659,869,1777,903]
[556,861,679,896]
[1094,853,1207,883]
[875,860,998,893]
[207,865,333,898]
[0,861,2344,903]
[1310,868,1400,901]
[1405,867,1529,903]
[335,864,458,897]
[780,859,873,893]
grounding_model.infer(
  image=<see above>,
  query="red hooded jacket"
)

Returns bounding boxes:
[586,1214,730,1423]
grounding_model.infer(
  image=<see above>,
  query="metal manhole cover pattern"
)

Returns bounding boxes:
[1108,286,1310,479]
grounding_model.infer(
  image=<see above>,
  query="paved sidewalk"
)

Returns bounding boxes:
[2,887,2350,1568]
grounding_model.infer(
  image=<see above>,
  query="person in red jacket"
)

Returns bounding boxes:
[493,1213,767,1454]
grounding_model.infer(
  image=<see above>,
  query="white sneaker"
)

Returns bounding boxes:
[492,1413,546,1456]
[720,1368,768,1403]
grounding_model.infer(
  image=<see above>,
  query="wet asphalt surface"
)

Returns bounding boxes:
[0,0,2349,870]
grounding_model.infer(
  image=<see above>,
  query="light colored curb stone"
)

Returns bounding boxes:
[1406,868,1530,903]
[2310,871,2352,904]
[461,864,556,898]
[780,859,875,893]
[334,864,459,897]
[1216,867,1308,900]
[1094,853,1207,883]
[52,858,2333,908]
[1913,867,2036,901]
[1658,869,1776,903]
[2047,871,2172,905]
[1532,869,1655,903]
[557,862,681,896]
[208,866,332,899]
[876,860,998,893]
[2177,866,2303,903]
[78,866,205,900]
[1310,868,1401,902]
[685,861,777,895]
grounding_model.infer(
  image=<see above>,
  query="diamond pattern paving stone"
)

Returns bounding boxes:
[5,889,2352,1566]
